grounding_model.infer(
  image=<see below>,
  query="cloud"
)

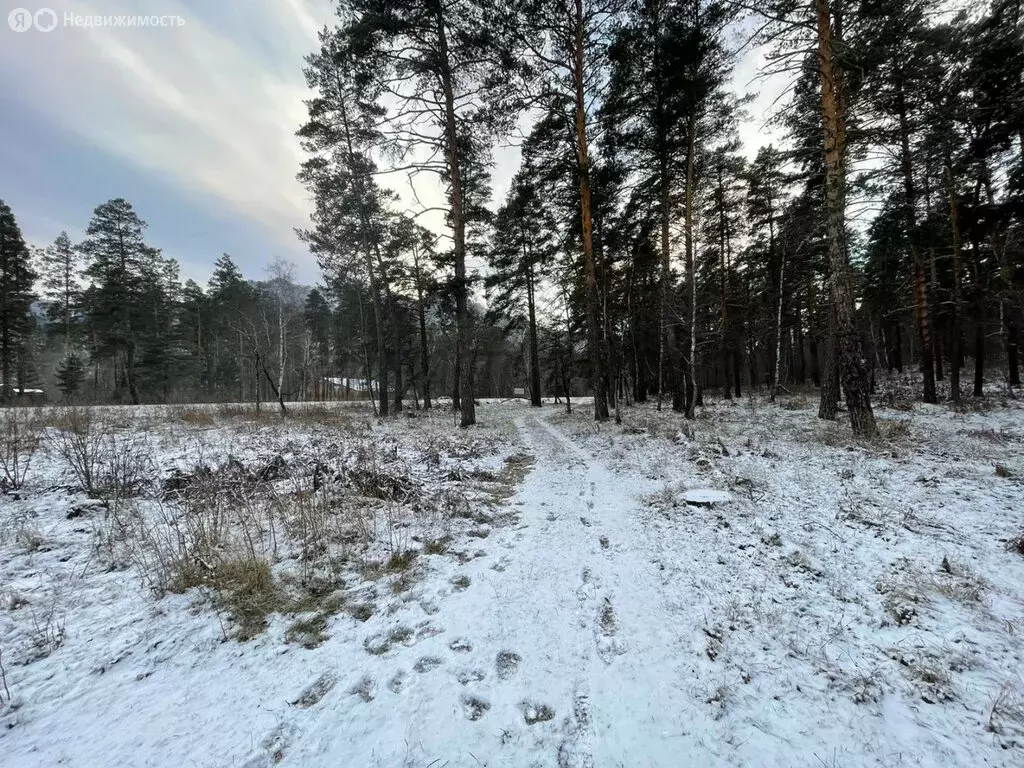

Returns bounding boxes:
[1,0,333,278]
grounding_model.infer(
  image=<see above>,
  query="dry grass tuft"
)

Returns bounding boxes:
[212,556,279,640]
[173,407,216,427]
[285,614,329,649]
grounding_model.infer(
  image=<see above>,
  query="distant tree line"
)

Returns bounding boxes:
[0,197,530,407]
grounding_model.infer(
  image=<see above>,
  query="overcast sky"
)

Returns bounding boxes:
[1,0,786,286]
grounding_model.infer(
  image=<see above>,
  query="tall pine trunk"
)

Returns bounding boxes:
[660,162,684,412]
[412,242,432,410]
[946,160,964,403]
[818,304,840,420]
[338,88,388,417]
[815,0,876,436]
[435,5,474,427]
[573,0,609,422]
[716,162,733,400]
[896,78,937,404]
[770,249,785,402]
[527,264,542,407]
[684,125,698,419]
[970,240,985,397]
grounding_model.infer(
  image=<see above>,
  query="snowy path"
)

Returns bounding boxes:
[511,411,702,766]
[278,408,706,767]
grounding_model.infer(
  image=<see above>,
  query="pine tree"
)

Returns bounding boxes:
[857,0,943,403]
[208,254,251,400]
[39,231,81,357]
[746,146,789,401]
[0,200,37,401]
[752,0,878,435]
[513,0,625,422]
[55,353,85,399]
[335,0,522,427]
[603,0,695,412]
[79,198,161,404]
[304,287,333,400]
[704,144,747,398]
[487,171,557,407]
[298,30,393,417]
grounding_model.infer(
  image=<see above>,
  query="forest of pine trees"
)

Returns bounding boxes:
[293,0,1023,432]
[1,1,1022,428]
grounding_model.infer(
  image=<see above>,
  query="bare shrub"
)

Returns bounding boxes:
[988,682,1024,742]
[0,411,39,490]
[0,648,11,706]
[349,464,416,502]
[99,432,155,500]
[108,486,279,639]
[274,469,352,589]
[45,408,104,494]
[26,594,66,662]
[105,453,275,595]
[45,408,154,499]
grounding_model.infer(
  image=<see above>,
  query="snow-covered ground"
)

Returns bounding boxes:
[2,395,1023,767]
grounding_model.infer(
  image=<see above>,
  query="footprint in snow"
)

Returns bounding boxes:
[290,671,336,708]
[457,668,486,685]
[416,621,445,640]
[461,694,491,721]
[496,650,522,680]
[599,536,610,550]
[349,675,376,702]
[239,721,297,768]
[449,637,473,653]
[414,656,444,673]
[579,516,592,527]
[387,670,408,694]
[521,700,556,725]
[595,597,627,664]
[557,686,595,768]
[598,597,617,635]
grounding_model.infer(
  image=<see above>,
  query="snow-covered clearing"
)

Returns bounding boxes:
[2,395,1024,767]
